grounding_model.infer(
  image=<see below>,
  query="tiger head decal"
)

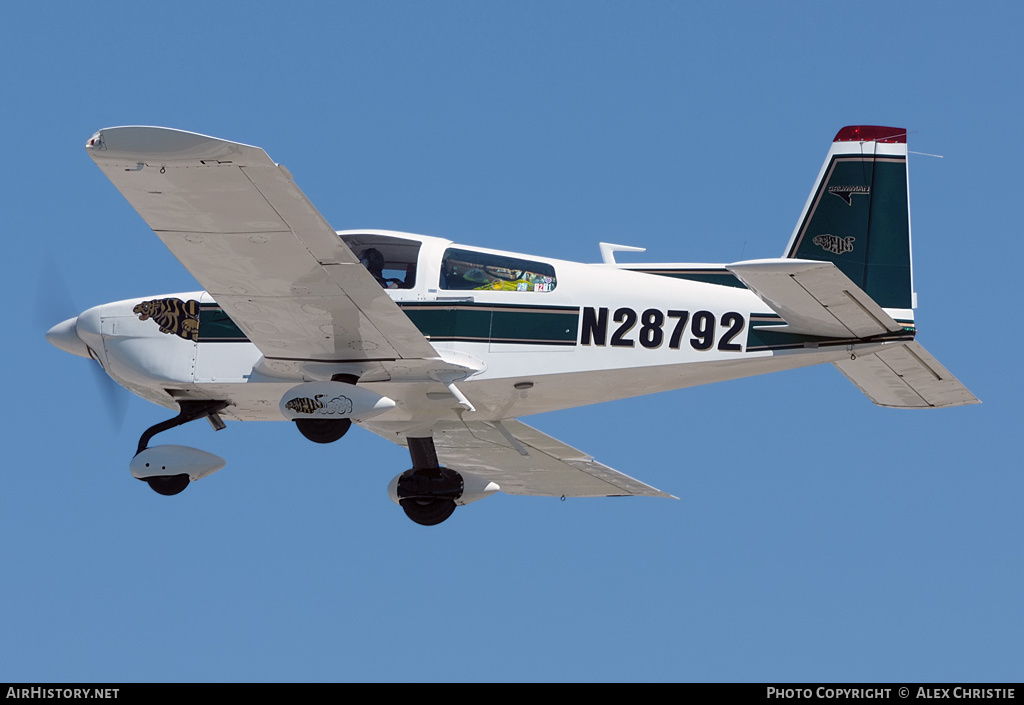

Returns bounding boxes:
[133,298,201,342]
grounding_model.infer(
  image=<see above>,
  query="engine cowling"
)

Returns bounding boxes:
[387,468,500,507]
[279,381,395,421]
[130,445,226,481]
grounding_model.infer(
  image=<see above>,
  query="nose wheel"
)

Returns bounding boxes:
[144,474,191,496]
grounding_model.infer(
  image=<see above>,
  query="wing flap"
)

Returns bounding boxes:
[439,419,674,497]
[834,342,980,408]
[727,259,904,339]
[87,126,437,362]
[369,419,674,498]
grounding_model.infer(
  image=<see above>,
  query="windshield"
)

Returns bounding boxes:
[440,247,557,292]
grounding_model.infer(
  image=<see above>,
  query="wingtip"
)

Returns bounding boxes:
[83,126,268,166]
[85,129,104,151]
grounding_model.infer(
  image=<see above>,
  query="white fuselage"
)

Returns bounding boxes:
[75,231,897,432]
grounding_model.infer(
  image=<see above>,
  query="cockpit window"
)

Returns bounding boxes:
[441,247,557,292]
[341,234,420,289]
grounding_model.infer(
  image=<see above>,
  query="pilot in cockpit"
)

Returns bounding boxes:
[359,248,399,289]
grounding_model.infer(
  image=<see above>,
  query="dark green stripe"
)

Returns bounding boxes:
[195,301,582,346]
[400,303,580,345]
[627,268,747,288]
[746,323,915,352]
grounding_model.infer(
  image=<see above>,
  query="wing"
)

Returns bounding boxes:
[368,418,675,498]
[86,126,438,362]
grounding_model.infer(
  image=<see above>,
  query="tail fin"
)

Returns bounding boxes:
[783,126,913,312]
[762,126,979,408]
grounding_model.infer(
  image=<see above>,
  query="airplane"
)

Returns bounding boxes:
[46,124,979,525]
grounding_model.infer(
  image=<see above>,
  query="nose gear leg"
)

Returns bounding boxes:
[136,400,230,455]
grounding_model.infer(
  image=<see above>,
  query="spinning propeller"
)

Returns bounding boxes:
[38,254,128,430]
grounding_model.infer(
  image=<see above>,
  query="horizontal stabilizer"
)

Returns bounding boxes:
[726,259,905,339]
[834,342,980,408]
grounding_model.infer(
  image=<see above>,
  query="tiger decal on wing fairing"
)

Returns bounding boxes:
[133,298,201,342]
[284,394,354,416]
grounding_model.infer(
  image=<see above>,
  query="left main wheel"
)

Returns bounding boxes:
[145,474,190,496]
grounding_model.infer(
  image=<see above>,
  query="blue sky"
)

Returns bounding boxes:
[3,1,1021,682]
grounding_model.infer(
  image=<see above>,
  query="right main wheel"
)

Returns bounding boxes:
[399,497,457,526]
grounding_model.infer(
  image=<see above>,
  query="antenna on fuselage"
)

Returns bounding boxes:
[599,242,646,264]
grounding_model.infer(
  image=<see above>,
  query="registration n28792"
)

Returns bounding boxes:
[579,306,745,352]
